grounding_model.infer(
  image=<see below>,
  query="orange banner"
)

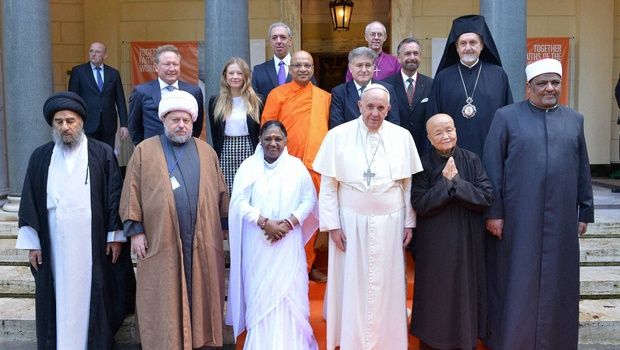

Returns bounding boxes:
[130,41,199,87]
[527,37,570,105]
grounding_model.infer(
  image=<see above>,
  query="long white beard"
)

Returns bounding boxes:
[52,126,85,149]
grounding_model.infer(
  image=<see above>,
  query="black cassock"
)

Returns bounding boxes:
[19,138,136,350]
[427,62,513,158]
[410,146,493,349]
[483,101,594,350]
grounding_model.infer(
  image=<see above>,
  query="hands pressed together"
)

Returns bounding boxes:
[258,215,299,244]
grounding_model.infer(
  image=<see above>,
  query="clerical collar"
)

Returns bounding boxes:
[459,59,480,69]
[528,100,558,112]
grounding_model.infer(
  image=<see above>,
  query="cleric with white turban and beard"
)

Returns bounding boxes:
[17,91,135,349]
[120,89,230,349]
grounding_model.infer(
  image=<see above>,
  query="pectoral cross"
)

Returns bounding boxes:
[363,168,375,186]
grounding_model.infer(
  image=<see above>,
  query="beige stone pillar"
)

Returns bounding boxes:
[576,0,614,164]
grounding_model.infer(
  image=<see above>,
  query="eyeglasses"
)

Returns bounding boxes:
[290,63,313,69]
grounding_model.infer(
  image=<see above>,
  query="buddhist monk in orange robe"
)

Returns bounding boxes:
[262,50,331,282]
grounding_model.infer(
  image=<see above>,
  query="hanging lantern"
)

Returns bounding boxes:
[329,0,354,31]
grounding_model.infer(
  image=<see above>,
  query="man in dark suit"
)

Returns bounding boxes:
[68,42,128,148]
[329,47,400,129]
[251,22,293,99]
[128,44,204,145]
[383,37,433,154]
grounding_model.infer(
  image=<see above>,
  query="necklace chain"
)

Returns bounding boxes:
[458,63,482,102]
[358,122,381,185]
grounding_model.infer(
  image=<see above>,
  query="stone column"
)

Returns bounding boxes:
[481,0,526,102]
[0,44,9,197]
[2,1,53,193]
[204,0,250,137]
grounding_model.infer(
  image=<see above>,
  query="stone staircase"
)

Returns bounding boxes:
[0,184,619,348]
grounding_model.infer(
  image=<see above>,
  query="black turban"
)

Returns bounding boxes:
[436,14,503,73]
[43,91,87,126]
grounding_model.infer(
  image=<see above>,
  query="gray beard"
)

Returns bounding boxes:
[165,128,192,144]
[52,126,85,149]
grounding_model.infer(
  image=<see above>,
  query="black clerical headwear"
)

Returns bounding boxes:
[436,14,503,73]
[43,91,88,126]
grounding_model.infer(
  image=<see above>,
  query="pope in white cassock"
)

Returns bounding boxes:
[313,84,423,350]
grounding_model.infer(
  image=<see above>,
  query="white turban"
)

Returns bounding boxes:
[525,58,562,82]
[158,90,199,121]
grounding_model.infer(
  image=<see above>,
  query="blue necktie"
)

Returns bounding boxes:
[95,67,103,92]
[278,61,286,85]
[166,85,175,92]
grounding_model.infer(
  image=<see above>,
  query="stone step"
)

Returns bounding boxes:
[580,266,620,297]
[0,266,34,297]
[0,265,230,298]
[579,299,620,345]
[0,297,615,346]
[0,221,17,239]
[0,298,234,345]
[0,238,28,265]
[580,238,620,264]
[0,263,616,301]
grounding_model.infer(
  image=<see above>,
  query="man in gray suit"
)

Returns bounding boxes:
[69,42,128,148]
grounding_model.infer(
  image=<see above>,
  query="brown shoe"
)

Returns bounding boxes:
[309,268,327,283]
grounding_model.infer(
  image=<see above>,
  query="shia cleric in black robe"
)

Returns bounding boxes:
[427,15,513,157]
[410,145,494,349]
[482,101,594,349]
[19,138,136,349]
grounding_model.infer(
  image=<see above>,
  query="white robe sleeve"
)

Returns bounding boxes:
[291,170,317,225]
[16,226,41,250]
[237,186,261,225]
[402,177,416,228]
[319,175,341,231]
[107,230,127,242]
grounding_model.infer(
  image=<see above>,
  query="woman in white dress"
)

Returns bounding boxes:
[226,120,319,350]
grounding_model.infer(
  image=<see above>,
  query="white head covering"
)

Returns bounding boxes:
[526,58,562,82]
[360,83,390,103]
[158,90,199,121]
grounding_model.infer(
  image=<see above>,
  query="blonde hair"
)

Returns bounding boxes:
[213,57,262,123]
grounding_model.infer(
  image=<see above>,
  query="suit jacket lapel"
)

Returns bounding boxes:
[392,76,410,112]
[101,65,112,92]
[266,59,279,88]
[411,76,426,111]
[345,81,361,119]
[150,80,162,105]
[84,63,100,93]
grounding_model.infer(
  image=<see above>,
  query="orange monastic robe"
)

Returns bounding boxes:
[261,81,331,191]
[262,81,331,270]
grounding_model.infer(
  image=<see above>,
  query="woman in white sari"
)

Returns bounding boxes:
[227,120,319,350]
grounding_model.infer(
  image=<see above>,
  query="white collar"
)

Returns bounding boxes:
[353,79,373,93]
[274,54,291,67]
[158,78,179,90]
[400,70,417,86]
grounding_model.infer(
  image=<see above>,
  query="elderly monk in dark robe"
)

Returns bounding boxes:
[17,92,135,349]
[427,15,513,157]
[410,113,493,350]
[262,50,331,282]
[120,90,229,349]
[483,58,594,350]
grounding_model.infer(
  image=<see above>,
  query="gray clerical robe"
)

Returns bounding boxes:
[482,101,594,350]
